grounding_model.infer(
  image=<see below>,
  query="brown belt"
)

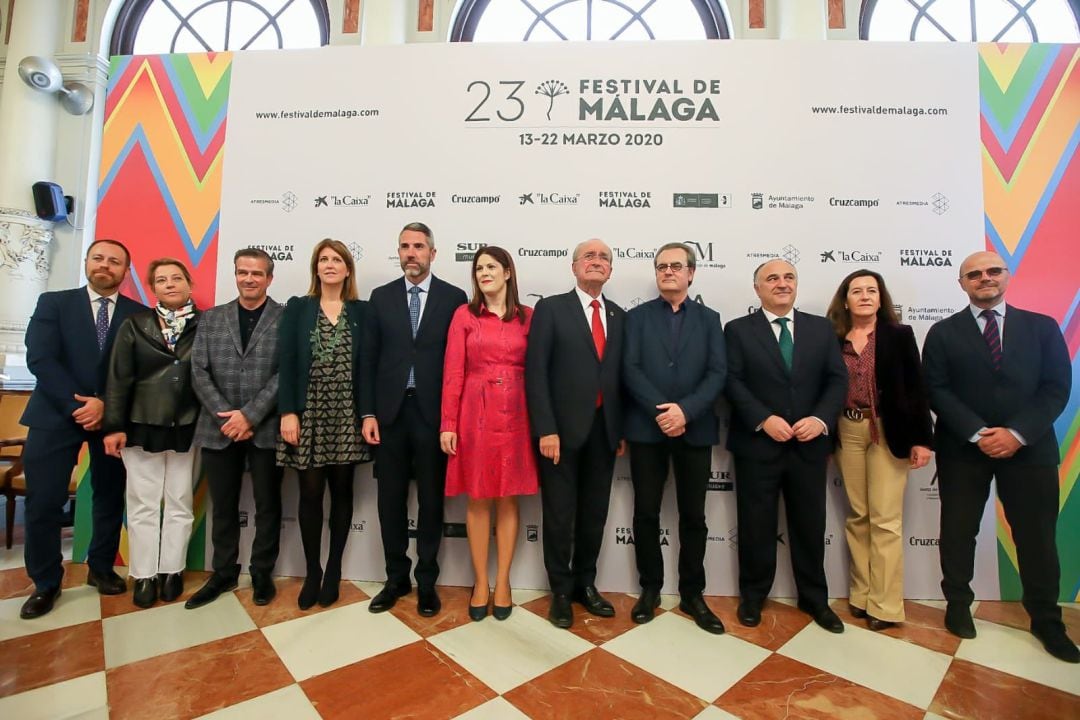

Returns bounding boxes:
[843,407,871,421]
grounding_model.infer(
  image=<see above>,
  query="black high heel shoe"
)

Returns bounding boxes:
[469,585,489,622]
[492,585,512,621]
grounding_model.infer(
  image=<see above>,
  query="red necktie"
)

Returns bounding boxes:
[591,300,605,407]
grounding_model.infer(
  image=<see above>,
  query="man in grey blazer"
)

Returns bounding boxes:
[187,248,284,608]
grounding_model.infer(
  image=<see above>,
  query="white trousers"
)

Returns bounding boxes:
[121,447,196,579]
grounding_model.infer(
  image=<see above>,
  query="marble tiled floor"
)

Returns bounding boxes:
[1,544,1078,719]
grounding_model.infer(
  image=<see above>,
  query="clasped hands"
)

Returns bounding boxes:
[762,415,824,443]
[976,427,1021,459]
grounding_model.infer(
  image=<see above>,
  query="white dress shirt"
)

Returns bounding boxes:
[87,285,119,326]
[404,273,433,326]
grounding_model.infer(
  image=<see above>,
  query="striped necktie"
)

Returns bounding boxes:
[980,308,1002,371]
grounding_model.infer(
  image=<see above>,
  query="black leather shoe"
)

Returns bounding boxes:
[573,585,615,618]
[493,603,512,621]
[368,582,410,613]
[631,588,661,624]
[87,569,127,595]
[801,604,844,634]
[318,573,341,608]
[133,578,158,608]
[736,601,761,627]
[867,616,897,632]
[184,575,237,610]
[680,595,725,635]
[849,604,868,619]
[298,570,322,611]
[159,573,184,602]
[417,587,441,617]
[944,603,976,639]
[1032,626,1080,663]
[251,573,276,606]
[548,593,573,628]
[20,586,61,619]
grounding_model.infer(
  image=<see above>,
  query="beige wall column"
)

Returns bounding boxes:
[0,0,64,387]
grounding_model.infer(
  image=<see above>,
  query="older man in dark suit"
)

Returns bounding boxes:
[725,259,847,633]
[924,250,1076,663]
[361,222,467,616]
[526,238,625,629]
[623,242,727,634]
[186,248,283,609]
[19,239,144,619]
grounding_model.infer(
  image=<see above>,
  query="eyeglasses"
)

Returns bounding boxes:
[655,263,686,273]
[578,251,612,263]
[963,266,1006,281]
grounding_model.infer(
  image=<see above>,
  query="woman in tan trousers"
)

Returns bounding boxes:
[826,270,933,630]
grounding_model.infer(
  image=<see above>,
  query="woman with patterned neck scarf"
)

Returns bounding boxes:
[103,258,201,609]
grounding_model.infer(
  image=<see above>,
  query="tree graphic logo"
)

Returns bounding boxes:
[535,80,569,120]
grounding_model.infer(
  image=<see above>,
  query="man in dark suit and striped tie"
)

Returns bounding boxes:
[19,239,144,619]
[923,250,1077,663]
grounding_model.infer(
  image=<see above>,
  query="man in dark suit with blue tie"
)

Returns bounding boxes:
[623,242,727,634]
[923,250,1077,663]
[724,259,847,634]
[526,238,626,629]
[360,222,467,617]
[19,239,144,618]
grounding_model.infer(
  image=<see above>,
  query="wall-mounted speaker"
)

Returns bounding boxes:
[32,181,67,222]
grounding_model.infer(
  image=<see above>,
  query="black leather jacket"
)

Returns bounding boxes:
[104,308,201,432]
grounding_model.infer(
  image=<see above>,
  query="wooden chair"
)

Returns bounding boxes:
[0,394,82,549]
[0,392,30,549]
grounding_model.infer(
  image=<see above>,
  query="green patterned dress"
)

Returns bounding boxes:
[277,310,368,469]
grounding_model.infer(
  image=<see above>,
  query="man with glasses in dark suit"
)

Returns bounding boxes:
[924,250,1076,663]
[623,242,727,634]
[526,238,626,629]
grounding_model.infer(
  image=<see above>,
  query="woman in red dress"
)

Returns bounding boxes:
[440,246,538,621]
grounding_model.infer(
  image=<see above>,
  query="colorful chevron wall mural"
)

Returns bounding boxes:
[74,53,233,568]
[979,43,1080,601]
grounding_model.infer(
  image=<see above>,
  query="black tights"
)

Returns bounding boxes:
[297,464,355,580]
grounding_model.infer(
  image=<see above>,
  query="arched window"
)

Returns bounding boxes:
[110,0,330,55]
[450,0,730,42]
[861,0,1080,42]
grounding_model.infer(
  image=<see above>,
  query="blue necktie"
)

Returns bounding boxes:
[95,297,111,351]
[407,286,421,388]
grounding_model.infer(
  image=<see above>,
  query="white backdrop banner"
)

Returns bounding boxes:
[215,40,990,598]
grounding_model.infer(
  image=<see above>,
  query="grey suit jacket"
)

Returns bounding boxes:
[191,297,283,450]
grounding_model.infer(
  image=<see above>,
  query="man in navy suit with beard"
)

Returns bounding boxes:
[360,222,467,617]
[19,239,144,618]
